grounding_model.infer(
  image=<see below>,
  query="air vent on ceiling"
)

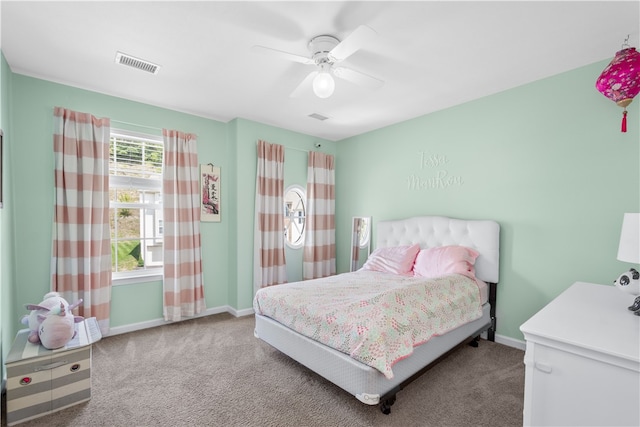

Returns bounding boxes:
[115,51,160,75]
[308,113,329,121]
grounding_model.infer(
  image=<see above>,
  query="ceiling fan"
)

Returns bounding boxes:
[252,25,384,99]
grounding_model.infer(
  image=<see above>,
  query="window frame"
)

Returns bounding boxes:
[109,129,164,285]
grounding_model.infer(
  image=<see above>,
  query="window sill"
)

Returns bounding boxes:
[112,273,163,286]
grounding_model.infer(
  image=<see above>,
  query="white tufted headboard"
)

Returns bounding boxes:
[376,216,500,284]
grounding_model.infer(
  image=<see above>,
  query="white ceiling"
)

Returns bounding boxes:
[1,1,639,141]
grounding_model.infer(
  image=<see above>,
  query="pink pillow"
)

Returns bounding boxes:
[361,244,420,276]
[413,245,479,279]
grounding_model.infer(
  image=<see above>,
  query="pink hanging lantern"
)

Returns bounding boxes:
[596,45,640,132]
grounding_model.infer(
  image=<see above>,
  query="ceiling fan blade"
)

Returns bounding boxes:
[328,25,377,62]
[251,45,314,65]
[290,71,318,98]
[333,66,384,90]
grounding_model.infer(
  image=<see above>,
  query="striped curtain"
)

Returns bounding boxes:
[253,139,287,292]
[51,107,112,335]
[162,129,205,321]
[303,151,336,279]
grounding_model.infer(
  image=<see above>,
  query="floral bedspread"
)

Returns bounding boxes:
[253,270,482,379]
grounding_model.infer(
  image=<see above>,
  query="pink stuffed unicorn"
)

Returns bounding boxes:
[21,292,84,349]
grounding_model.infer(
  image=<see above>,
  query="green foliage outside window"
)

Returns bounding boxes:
[109,133,163,275]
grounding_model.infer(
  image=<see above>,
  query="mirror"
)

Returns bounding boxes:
[350,217,371,272]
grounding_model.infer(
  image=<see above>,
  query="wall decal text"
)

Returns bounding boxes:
[407,152,464,190]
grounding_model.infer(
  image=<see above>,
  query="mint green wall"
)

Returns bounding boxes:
[232,118,334,308]
[226,120,239,309]
[8,74,230,331]
[1,51,15,384]
[336,60,640,341]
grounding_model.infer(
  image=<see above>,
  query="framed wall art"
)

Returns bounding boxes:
[200,163,220,222]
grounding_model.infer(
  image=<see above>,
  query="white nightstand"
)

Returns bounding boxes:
[520,282,640,427]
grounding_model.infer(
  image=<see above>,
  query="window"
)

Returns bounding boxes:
[109,130,163,280]
[283,185,306,248]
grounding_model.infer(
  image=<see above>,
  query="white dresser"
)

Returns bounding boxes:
[520,282,640,427]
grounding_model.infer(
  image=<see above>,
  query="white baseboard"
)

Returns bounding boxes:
[107,306,255,337]
[495,333,526,351]
[227,306,255,317]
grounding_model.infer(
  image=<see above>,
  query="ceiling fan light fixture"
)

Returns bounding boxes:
[313,67,335,98]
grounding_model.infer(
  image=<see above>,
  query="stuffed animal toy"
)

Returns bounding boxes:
[22,292,67,344]
[613,268,640,296]
[37,302,84,349]
[21,292,84,349]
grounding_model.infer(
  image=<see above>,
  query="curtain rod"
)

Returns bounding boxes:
[285,146,309,153]
[110,119,162,132]
[285,142,323,153]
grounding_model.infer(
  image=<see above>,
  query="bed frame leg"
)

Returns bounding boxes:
[468,335,480,347]
[380,394,396,414]
[488,282,497,342]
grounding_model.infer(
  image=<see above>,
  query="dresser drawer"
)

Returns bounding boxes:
[524,339,639,426]
[6,347,92,426]
[521,283,640,427]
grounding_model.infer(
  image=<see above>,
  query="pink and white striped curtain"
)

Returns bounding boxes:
[254,139,287,292]
[303,151,336,279]
[52,107,112,335]
[162,129,205,321]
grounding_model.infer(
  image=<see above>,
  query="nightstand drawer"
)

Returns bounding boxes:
[521,283,640,427]
[524,341,639,426]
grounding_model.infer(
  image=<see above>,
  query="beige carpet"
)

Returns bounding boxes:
[3,313,525,427]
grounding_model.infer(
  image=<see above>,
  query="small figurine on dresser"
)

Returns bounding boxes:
[614,213,640,316]
[613,268,640,316]
[629,296,640,314]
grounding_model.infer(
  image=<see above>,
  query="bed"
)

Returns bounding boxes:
[253,215,499,413]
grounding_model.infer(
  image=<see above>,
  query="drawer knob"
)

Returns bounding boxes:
[70,363,81,372]
[20,377,32,385]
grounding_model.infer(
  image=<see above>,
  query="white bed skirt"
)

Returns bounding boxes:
[254,303,491,405]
